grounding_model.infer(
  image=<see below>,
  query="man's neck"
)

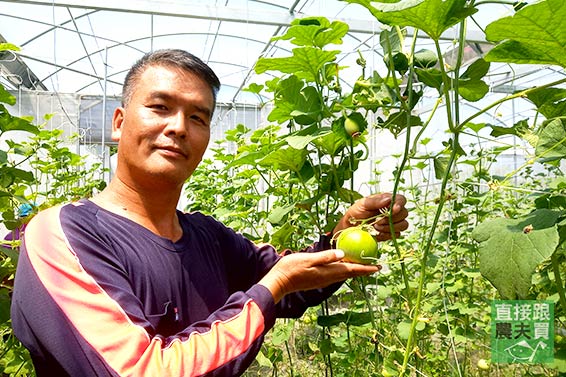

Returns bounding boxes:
[91,177,184,241]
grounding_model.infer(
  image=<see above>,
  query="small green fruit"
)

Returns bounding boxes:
[344,117,360,136]
[336,227,379,265]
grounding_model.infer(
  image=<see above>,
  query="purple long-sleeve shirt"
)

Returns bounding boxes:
[11,199,336,376]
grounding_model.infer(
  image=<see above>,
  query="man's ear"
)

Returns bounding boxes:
[111,107,125,142]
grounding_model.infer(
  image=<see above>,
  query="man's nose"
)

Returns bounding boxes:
[165,112,188,139]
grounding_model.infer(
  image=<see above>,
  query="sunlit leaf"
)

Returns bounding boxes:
[273,17,349,48]
[313,128,348,156]
[465,122,487,133]
[0,109,39,134]
[259,147,308,172]
[285,130,331,150]
[243,83,264,94]
[527,88,566,119]
[267,76,323,125]
[255,47,340,82]
[268,204,295,225]
[485,0,566,67]
[535,117,566,162]
[343,0,477,40]
[473,209,560,299]
[0,85,16,106]
[271,320,293,345]
[254,351,273,369]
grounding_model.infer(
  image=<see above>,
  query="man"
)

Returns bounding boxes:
[11,49,408,376]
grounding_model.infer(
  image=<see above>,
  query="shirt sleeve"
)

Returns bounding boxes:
[11,205,277,377]
[215,220,342,319]
[275,233,343,318]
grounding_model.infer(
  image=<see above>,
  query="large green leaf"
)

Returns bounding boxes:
[312,129,348,156]
[489,119,529,138]
[485,0,566,67]
[270,86,323,125]
[457,79,489,102]
[0,85,16,106]
[270,222,297,248]
[0,107,39,134]
[379,27,404,56]
[527,88,566,119]
[266,75,324,124]
[317,310,373,327]
[459,58,490,81]
[285,129,331,150]
[258,147,308,172]
[415,68,443,92]
[472,209,561,299]
[255,47,340,82]
[272,17,349,48]
[343,0,477,40]
[267,204,295,225]
[535,117,566,162]
[457,59,490,101]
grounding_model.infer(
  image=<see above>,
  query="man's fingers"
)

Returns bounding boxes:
[286,248,345,267]
[375,207,409,226]
[374,219,409,234]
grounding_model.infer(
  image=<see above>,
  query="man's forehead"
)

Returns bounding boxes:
[136,66,214,100]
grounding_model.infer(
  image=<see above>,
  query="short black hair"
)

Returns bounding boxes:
[121,49,221,107]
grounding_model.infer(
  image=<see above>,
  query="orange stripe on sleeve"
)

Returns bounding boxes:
[24,205,267,376]
[135,301,265,376]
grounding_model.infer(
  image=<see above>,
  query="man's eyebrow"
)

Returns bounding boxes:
[195,105,213,120]
[147,91,172,101]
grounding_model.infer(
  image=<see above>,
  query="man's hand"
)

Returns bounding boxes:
[259,249,380,303]
[334,193,409,242]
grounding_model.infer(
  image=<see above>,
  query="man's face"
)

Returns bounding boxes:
[112,64,214,188]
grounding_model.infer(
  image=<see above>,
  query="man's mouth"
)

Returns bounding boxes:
[156,145,187,158]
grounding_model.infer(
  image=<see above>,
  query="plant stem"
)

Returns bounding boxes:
[551,252,566,313]
[475,0,523,5]
[409,98,442,156]
[434,39,456,132]
[357,277,378,331]
[459,77,566,130]
[284,340,295,377]
[385,29,421,310]
[400,131,461,375]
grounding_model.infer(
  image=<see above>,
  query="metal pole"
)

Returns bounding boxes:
[101,45,108,182]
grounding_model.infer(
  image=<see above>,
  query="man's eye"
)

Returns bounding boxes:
[149,104,167,111]
[191,115,208,125]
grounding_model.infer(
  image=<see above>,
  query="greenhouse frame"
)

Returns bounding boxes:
[1,0,565,376]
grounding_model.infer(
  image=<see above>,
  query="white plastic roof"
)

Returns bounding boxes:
[0,0,545,107]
